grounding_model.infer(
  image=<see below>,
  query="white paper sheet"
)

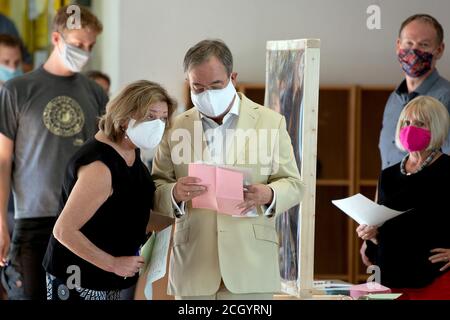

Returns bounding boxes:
[142,225,172,300]
[332,193,408,226]
[146,225,172,283]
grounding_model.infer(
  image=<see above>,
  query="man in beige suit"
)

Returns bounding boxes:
[152,39,303,300]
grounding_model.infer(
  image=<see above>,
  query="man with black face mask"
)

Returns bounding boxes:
[379,14,450,170]
[0,5,107,300]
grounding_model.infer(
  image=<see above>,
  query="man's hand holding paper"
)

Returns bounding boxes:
[237,184,274,215]
[173,176,207,203]
[188,163,246,216]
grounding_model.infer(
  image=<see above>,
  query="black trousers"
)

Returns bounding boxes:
[0,217,55,300]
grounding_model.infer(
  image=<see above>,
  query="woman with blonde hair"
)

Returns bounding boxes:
[357,95,450,300]
[43,80,176,300]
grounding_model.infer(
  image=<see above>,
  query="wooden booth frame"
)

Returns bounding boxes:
[265,39,321,299]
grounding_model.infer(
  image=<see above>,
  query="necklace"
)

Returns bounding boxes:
[400,150,437,176]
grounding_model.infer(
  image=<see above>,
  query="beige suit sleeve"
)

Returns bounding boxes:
[268,116,304,215]
[151,130,177,218]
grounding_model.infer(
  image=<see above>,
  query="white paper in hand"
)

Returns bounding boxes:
[332,193,407,226]
[141,225,172,300]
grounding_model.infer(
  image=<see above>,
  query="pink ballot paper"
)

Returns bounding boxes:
[349,283,391,299]
[188,163,244,215]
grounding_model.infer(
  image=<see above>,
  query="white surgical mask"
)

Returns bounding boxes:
[58,35,91,73]
[126,118,166,150]
[191,78,237,118]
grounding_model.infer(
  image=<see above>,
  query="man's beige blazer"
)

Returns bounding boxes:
[152,94,303,296]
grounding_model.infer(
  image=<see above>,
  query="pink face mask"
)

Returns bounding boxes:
[399,126,431,152]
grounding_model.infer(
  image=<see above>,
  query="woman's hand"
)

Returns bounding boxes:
[112,256,145,278]
[0,224,10,267]
[356,224,378,243]
[360,241,373,267]
[429,248,450,272]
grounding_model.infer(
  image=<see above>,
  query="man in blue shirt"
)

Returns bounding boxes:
[362,14,450,269]
[379,14,450,169]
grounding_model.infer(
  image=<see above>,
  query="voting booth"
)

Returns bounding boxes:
[265,39,320,298]
[136,39,321,300]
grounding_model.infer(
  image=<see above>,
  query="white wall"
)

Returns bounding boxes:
[91,0,121,92]
[93,0,450,109]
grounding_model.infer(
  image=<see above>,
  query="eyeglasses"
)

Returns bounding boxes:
[191,78,232,94]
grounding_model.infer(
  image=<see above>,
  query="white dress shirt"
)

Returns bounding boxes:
[171,93,276,217]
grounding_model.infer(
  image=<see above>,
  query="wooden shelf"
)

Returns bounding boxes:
[317,87,354,181]
[314,274,351,282]
[186,83,394,285]
[237,84,265,105]
[359,180,378,187]
[315,186,350,277]
[317,180,351,187]
[357,274,370,283]
[357,86,395,181]
[237,83,266,90]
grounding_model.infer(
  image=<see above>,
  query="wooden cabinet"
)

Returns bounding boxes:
[314,87,356,283]
[237,83,394,283]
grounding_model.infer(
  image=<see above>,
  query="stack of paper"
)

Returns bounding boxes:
[313,280,353,296]
[188,163,244,216]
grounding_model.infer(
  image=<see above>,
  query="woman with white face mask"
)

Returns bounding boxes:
[42,80,176,300]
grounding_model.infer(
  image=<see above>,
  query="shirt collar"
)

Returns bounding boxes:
[395,69,441,96]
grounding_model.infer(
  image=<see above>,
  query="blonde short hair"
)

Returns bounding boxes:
[395,96,450,152]
[99,80,177,142]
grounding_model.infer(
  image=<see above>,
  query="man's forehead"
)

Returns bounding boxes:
[401,22,438,40]
[63,29,97,41]
[189,65,228,85]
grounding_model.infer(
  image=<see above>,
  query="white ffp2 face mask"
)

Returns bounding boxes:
[191,78,237,118]
[59,36,91,73]
[126,119,166,150]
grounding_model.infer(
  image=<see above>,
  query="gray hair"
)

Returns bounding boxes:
[183,39,233,75]
[395,96,450,152]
